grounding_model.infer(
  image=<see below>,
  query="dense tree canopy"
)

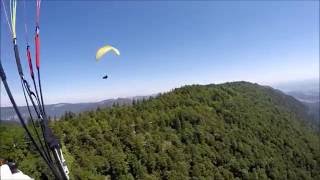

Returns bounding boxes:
[1,82,319,179]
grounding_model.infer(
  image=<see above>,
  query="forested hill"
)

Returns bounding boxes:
[1,82,320,179]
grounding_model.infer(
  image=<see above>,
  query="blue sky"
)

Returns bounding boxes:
[1,1,319,106]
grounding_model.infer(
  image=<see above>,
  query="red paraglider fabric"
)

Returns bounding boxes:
[27,47,34,77]
[35,34,40,69]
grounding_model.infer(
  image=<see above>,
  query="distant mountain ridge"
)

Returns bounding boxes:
[0,96,152,121]
[272,79,319,131]
[286,90,319,103]
[285,90,319,130]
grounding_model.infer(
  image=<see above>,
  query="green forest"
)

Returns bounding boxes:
[1,82,319,179]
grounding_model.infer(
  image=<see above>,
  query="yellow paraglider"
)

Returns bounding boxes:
[95,45,120,61]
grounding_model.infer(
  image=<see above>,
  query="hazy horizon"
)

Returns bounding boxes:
[0,78,318,107]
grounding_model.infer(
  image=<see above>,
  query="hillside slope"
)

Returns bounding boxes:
[1,82,320,179]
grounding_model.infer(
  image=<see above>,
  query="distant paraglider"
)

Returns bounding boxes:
[95,45,120,80]
[96,45,120,61]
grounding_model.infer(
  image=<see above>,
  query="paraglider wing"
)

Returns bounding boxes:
[96,45,120,61]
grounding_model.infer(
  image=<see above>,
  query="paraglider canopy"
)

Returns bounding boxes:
[96,45,120,60]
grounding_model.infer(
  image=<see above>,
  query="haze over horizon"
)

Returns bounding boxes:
[0,1,318,106]
[0,78,318,108]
